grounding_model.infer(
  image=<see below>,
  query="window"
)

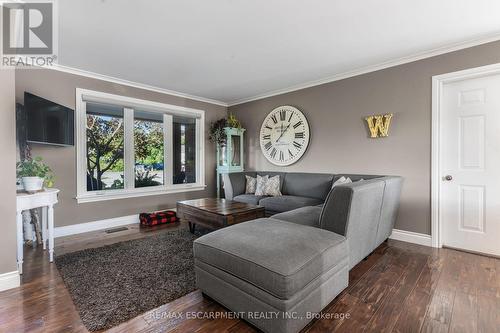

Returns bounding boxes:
[86,103,125,191]
[173,116,197,184]
[134,110,164,188]
[76,89,205,203]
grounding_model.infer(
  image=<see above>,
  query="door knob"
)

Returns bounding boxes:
[444,175,453,181]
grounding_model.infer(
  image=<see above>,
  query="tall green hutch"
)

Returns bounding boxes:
[217,127,245,198]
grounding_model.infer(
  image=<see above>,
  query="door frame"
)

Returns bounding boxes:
[431,62,500,248]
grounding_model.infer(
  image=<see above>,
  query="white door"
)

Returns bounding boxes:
[441,73,500,257]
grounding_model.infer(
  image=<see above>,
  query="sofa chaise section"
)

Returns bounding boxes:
[194,218,349,333]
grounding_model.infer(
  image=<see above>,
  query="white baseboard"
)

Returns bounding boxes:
[0,271,20,292]
[389,228,432,247]
[54,214,139,238]
[54,214,432,249]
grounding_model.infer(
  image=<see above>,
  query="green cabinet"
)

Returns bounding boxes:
[217,127,245,198]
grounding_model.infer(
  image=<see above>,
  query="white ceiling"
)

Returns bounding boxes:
[58,0,500,105]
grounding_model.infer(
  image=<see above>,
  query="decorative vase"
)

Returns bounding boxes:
[22,176,44,193]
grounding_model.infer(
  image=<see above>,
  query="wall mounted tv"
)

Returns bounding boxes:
[25,92,74,146]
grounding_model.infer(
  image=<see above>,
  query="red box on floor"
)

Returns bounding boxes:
[139,210,178,226]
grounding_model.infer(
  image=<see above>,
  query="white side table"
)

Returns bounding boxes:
[16,188,59,275]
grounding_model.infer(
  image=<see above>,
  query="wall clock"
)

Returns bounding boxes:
[259,105,310,166]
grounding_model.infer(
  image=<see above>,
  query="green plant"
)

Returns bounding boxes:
[86,114,124,190]
[209,118,228,146]
[109,175,124,189]
[16,156,55,187]
[227,113,242,129]
[134,119,164,166]
[135,170,161,187]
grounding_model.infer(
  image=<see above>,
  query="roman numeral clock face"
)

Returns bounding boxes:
[260,106,310,166]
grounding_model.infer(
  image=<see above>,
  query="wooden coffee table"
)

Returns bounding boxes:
[176,198,265,233]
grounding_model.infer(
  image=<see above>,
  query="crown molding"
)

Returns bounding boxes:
[32,33,500,108]
[43,64,229,107]
[227,33,500,106]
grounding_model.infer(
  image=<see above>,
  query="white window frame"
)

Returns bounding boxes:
[75,88,206,203]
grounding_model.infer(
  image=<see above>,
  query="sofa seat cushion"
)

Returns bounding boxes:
[193,218,348,299]
[272,206,322,228]
[259,195,323,213]
[233,194,268,205]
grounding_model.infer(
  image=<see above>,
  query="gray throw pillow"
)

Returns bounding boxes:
[245,175,256,194]
[332,176,352,188]
[264,175,282,196]
[255,175,269,196]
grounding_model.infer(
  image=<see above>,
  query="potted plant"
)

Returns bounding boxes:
[227,113,242,129]
[209,118,228,147]
[16,156,55,193]
[209,114,243,147]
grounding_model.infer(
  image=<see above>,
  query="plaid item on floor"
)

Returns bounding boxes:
[139,210,178,226]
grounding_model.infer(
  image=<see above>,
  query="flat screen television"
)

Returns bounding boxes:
[25,92,74,146]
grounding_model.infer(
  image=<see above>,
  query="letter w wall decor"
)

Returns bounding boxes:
[365,113,393,138]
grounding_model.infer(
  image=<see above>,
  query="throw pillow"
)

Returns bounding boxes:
[255,175,269,196]
[332,176,352,188]
[245,175,257,194]
[264,175,282,196]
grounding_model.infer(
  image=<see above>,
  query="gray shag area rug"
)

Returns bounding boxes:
[56,228,205,331]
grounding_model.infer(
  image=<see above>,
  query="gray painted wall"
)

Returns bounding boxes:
[229,40,500,235]
[15,68,227,227]
[0,69,18,274]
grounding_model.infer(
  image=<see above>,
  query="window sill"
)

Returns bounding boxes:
[75,184,207,204]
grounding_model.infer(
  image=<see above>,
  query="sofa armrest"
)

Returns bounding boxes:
[375,176,403,245]
[222,172,249,200]
[319,180,385,269]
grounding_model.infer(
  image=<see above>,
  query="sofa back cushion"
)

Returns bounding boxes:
[224,172,256,198]
[282,173,334,200]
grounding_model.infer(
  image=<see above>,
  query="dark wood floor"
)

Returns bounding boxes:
[0,222,498,333]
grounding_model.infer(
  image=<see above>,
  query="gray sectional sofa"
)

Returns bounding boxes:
[194,172,403,333]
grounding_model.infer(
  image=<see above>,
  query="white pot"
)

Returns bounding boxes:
[22,177,44,193]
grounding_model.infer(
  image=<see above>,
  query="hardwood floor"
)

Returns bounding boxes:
[0,222,498,333]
